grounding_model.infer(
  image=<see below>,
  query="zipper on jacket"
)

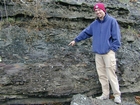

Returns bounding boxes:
[100,21,102,52]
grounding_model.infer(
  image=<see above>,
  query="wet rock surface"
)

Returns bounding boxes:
[0,0,140,104]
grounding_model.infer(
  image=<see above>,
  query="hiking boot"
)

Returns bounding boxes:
[96,95,109,100]
[114,96,121,104]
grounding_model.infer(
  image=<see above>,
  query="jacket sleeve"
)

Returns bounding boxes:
[74,25,93,42]
[111,19,121,52]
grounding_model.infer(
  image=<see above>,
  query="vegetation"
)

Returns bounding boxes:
[0,0,50,30]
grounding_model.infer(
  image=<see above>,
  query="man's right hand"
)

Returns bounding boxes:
[68,40,76,46]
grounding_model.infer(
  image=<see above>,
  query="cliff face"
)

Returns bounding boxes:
[0,0,140,104]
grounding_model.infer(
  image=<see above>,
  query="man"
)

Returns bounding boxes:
[69,3,121,104]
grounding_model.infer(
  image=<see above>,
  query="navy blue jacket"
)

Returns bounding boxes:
[74,14,121,54]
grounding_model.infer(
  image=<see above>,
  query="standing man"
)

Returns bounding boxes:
[69,3,121,104]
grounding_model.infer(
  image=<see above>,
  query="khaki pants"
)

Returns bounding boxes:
[95,50,121,97]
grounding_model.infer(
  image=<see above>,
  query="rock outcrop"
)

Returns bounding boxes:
[0,0,140,104]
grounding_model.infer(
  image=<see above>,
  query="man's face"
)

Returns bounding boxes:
[95,8,105,20]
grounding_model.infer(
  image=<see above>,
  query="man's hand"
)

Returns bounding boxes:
[69,40,76,46]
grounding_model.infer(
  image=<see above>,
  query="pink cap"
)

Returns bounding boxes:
[94,3,106,13]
